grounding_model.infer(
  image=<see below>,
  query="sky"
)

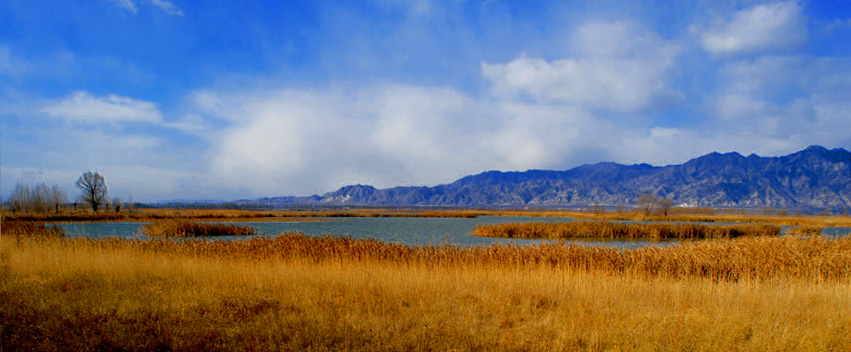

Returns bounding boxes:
[1,0,850,202]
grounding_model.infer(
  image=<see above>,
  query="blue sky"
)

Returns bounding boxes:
[1,0,850,202]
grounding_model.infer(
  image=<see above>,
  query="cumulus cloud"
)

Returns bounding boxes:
[700,1,807,55]
[197,82,691,196]
[481,22,683,113]
[40,91,163,124]
[201,87,500,195]
[193,20,844,197]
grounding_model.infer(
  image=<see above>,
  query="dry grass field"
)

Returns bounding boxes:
[2,221,850,351]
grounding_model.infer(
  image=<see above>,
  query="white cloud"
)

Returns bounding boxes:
[201,87,503,195]
[371,0,433,16]
[162,114,209,134]
[821,18,851,32]
[717,94,767,119]
[190,20,851,198]
[149,0,183,16]
[109,0,138,14]
[108,0,183,16]
[700,1,807,55]
[197,83,669,196]
[40,91,163,124]
[0,45,44,78]
[481,22,682,113]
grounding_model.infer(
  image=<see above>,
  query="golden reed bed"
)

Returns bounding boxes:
[142,220,257,237]
[8,231,847,283]
[472,221,781,239]
[2,228,850,350]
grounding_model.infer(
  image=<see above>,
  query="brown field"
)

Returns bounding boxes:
[473,221,781,239]
[2,226,851,350]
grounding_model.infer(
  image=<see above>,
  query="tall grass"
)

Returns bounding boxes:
[6,232,847,282]
[142,220,256,237]
[2,233,849,351]
[0,220,66,237]
[787,226,824,235]
[473,221,781,239]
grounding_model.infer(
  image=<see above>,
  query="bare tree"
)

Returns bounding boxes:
[51,185,66,213]
[637,194,657,216]
[8,183,31,214]
[76,171,109,211]
[112,197,122,213]
[657,197,674,216]
[7,182,67,214]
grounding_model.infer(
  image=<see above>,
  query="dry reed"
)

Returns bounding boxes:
[7,232,847,283]
[473,221,781,239]
[3,232,850,350]
[142,220,256,237]
[0,220,66,237]
[787,226,824,235]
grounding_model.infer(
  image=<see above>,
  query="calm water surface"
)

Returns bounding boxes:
[57,216,851,249]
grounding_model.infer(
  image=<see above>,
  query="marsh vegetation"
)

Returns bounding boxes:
[2,226,851,350]
[2,209,850,351]
[472,221,781,240]
[142,220,257,237]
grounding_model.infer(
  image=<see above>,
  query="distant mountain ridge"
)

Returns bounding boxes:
[245,146,851,208]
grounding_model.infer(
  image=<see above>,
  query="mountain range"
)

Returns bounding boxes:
[243,145,851,209]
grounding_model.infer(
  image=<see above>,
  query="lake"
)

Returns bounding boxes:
[57,216,851,249]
